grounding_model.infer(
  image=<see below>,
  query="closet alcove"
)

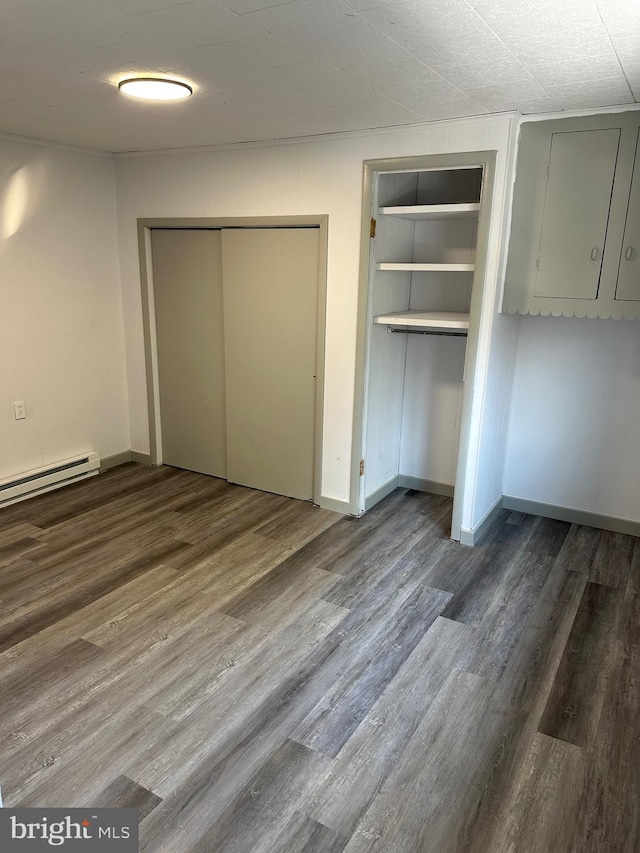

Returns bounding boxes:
[355,152,496,540]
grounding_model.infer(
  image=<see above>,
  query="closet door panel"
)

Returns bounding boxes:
[222,228,319,500]
[152,229,227,478]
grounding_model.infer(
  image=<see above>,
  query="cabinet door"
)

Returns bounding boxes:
[534,129,620,300]
[616,129,640,302]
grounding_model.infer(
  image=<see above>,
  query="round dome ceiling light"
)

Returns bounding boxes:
[118,77,193,101]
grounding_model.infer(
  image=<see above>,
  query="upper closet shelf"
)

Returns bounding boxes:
[377,262,474,272]
[379,203,480,220]
[373,311,470,331]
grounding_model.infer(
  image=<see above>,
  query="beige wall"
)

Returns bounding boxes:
[0,137,130,479]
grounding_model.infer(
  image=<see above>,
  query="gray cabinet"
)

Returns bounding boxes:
[616,129,640,302]
[534,129,619,301]
[503,111,640,319]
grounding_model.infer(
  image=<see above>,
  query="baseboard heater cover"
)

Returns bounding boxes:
[0,452,100,508]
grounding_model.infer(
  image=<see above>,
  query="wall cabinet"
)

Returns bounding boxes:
[617,129,640,302]
[360,155,493,537]
[503,111,640,318]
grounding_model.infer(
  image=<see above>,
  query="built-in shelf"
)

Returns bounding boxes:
[376,262,474,272]
[373,311,470,332]
[379,203,480,220]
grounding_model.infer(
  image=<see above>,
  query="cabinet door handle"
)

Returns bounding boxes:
[625,246,634,261]
[591,246,600,262]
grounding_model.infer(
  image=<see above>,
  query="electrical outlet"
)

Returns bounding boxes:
[14,400,26,420]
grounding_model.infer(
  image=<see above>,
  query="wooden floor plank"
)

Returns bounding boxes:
[620,587,640,646]
[554,524,602,575]
[0,535,46,567]
[440,542,524,625]
[0,608,241,763]
[571,640,640,852]
[130,597,349,797]
[292,584,451,756]
[0,564,181,671]
[184,739,334,853]
[12,705,173,808]
[91,775,163,822]
[498,565,586,715]
[320,494,451,602]
[0,638,106,724]
[628,538,640,594]
[487,732,585,853]
[342,670,526,853]
[463,550,555,680]
[0,463,173,532]
[163,491,293,569]
[307,617,476,836]
[0,527,193,652]
[525,516,571,559]
[0,522,44,546]
[538,581,621,747]
[589,529,637,588]
[134,614,354,850]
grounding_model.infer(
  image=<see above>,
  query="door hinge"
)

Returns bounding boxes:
[535,256,541,269]
[370,218,376,239]
[545,163,551,179]
[359,459,365,476]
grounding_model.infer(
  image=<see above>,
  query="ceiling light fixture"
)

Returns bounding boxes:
[118,77,193,101]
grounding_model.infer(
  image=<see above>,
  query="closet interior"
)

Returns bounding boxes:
[362,163,484,514]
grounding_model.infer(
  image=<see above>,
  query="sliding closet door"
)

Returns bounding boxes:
[222,228,319,500]
[152,229,227,477]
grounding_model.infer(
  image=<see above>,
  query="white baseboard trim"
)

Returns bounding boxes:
[364,477,399,512]
[458,497,503,546]
[397,475,454,497]
[100,451,132,470]
[364,475,455,513]
[318,495,352,515]
[502,496,640,538]
[100,451,152,471]
[459,495,640,546]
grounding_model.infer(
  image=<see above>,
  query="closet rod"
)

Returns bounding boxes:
[387,328,468,337]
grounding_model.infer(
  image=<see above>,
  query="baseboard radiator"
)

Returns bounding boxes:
[0,452,101,508]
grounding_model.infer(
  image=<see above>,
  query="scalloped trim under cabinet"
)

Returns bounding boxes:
[373,311,470,331]
[503,304,640,320]
[379,203,480,220]
[376,262,475,272]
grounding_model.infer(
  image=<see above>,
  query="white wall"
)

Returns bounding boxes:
[504,316,640,523]
[115,114,518,520]
[0,138,130,480]
[464,114,522,534]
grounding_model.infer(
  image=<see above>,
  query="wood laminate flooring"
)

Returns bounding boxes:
[0,463,638,852]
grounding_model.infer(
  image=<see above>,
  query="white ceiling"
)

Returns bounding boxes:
[0,0,638,154]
